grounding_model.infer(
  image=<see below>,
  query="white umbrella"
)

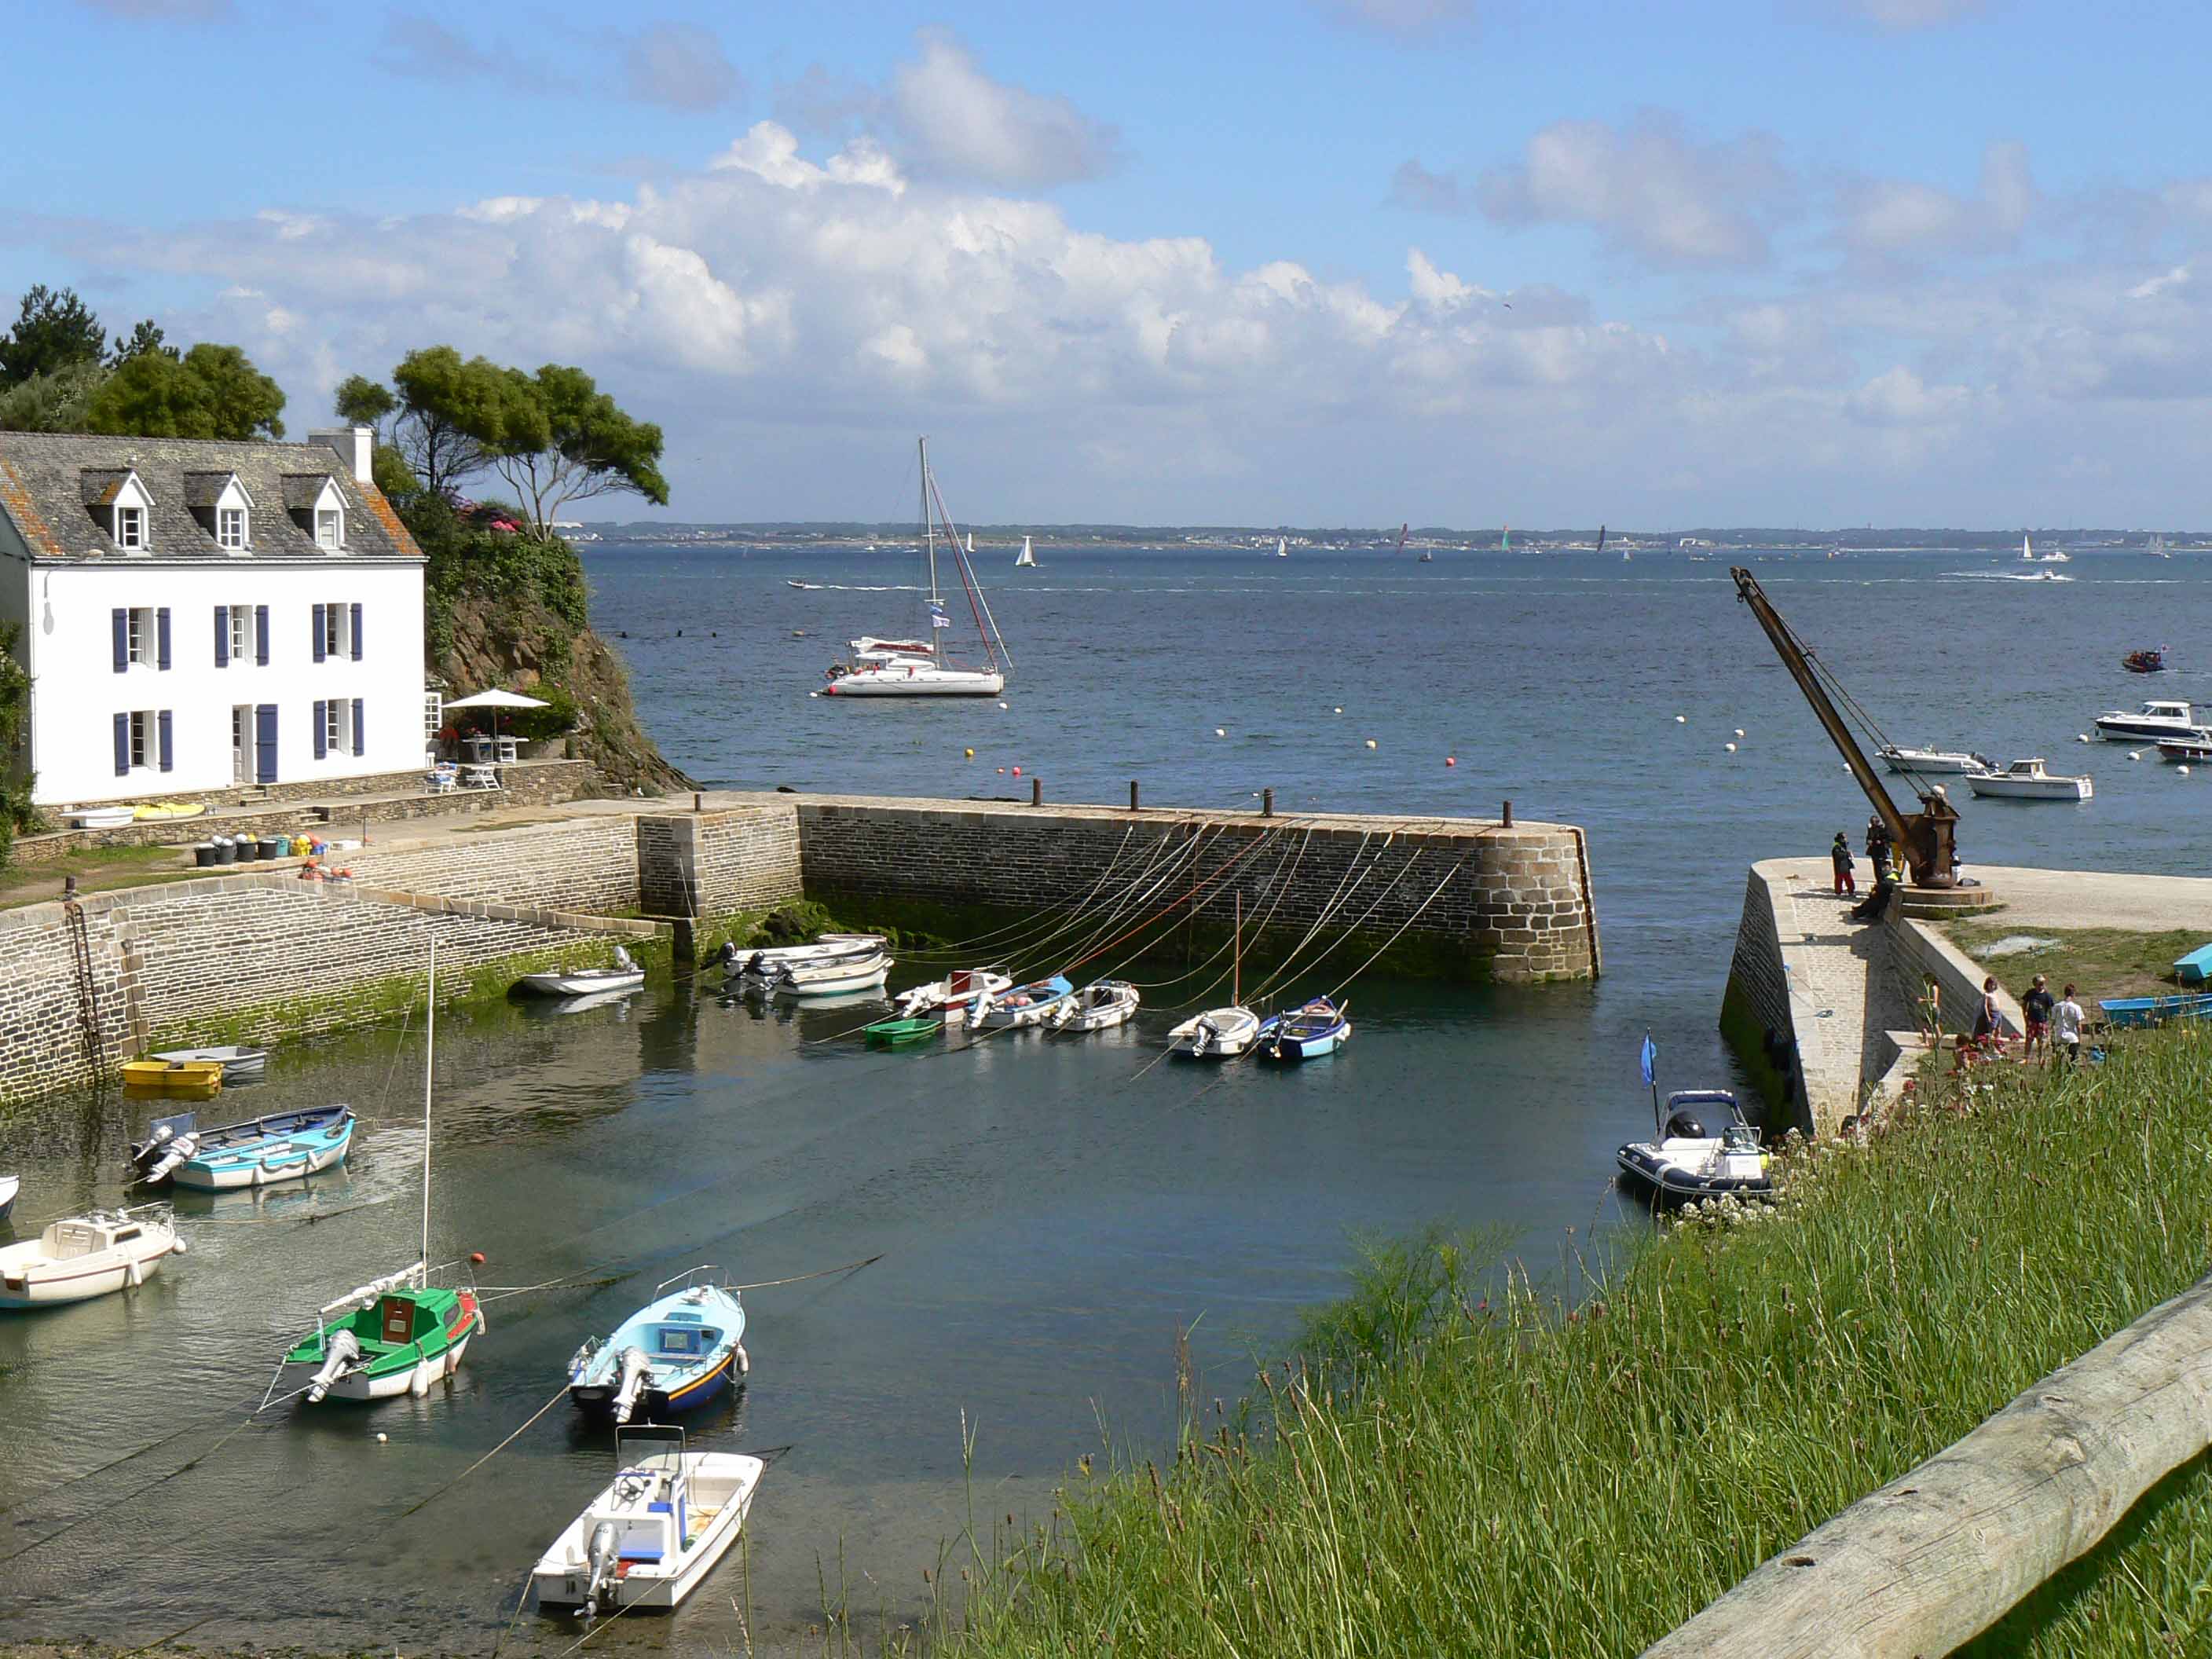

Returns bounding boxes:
[442,688,550,746]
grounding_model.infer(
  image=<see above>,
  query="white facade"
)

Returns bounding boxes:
[16,561,426,804]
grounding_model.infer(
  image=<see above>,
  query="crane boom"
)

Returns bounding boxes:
[1730,567,1958,889]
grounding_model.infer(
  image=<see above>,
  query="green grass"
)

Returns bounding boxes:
[939,1026,2212,1657]
[0,842,194,908]
[1941,921,2209,1002]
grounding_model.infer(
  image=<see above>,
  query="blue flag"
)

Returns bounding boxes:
[928,600,950,630]
[1639,1034,1657,1088]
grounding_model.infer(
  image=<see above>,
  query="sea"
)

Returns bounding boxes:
[0,544,2203,1652]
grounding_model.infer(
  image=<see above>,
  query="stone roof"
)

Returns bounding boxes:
[0,431,421,562]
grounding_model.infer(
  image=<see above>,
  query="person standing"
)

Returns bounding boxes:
[1973,975,2003,1053]
[1832,831,1857,896]
[1865,814,1892,879]
[2021,974,2055,1062]
[2053,984,2086,1064]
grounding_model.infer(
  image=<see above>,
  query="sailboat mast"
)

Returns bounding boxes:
[921,436,942,668]
[1233,892,1241,1005]
[421,936,435,1270]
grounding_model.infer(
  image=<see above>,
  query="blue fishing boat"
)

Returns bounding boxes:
[1254,998,1352,1061]
[130,1104,354,1192]
[971,974,1075,1030]
[568,1267,749,1425]
[2174,943,2212,986]
[2097,993,2212,1029]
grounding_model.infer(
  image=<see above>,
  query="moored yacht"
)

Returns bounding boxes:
[2093,699,2205,743]
[1965,759,2093,801]
[1877,744,1994,776]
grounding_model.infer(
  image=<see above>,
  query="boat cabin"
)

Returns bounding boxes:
[42,1213,149,1263]
[646,1308,726,1364]
[598,1430,701,1567]
[2137,701,2192,721]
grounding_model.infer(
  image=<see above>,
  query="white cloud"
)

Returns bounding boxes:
[1839,141,2037,257]
[1846,365,1972,427]
[1314,0,1476,37]
[1388,159,1466,214]
[888,30,1120,187]
[2127,266,2190,301]
[1476,112,1791,266]
[621,24,743,112]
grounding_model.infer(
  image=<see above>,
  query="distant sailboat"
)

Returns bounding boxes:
[2151,533,2171,558]
[1595,525,1608,558]
[2022,533,2034,561]
[1014,535,1037,569]
[1276,537,1287,558]
[1395,522,1408,556]
[1500,524,1511,553]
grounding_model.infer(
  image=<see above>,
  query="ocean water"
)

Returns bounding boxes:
[0,544,2201,1653]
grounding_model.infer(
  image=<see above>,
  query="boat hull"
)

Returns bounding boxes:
[0,1175,16,1222]
[1965,775,2093,801]
[570,1346,746,1417]
[771,957,892,998]
[277,1324,479,1402]
[170,1126,353,1191]
[516,969,646,998]
[1615,1144,1774,1203]
[1877,748,1986,775]
[0,1216,181,1309]
[533,1453,761,1613]
[1255,1007,1352,1060]
[121,1060,224,1099]
[1167,1009,1261,1059]
[150,1046,268,1082]
[2095,718,2205,742]
[822,667,1005,697]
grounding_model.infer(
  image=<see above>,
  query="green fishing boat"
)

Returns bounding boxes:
[863,1015,943,1048]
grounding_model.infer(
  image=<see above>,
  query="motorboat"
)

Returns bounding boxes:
[1877,744,1994,776]
[130,1104,355,1192]
[2094,700,2205,743]
[517,948,643,998]
[1166,1007,1261,1059]
[1615,1090,1774,1204]
[2020,533,2068,563]
[532,1426,764,1616]
[770,952,892,998]
[1052,980,1140,1033]
[568,1269,748,1424]
[822,438,1013,698]
[2157,738,2212,764]
[120,1058,224,1100]
[719,936,884,983]
[149,1045,268,1083]
[786,579,820,590]
[0,1174,16,1223]
[862,1015,943,1047]
[892,966,1010,1022]
[0,1204,185,1309]
[1965,759,2093,801]
[2123,648,2168,675]
[972,974,1075,1030]
[269,938,482,1406]
[1255,998,1352,1061]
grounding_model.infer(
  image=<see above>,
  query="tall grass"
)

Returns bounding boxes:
[948,1027,2212,1657]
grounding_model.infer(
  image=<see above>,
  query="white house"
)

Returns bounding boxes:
[0,427,427,807]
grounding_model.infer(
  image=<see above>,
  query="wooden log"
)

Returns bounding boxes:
[1643,1272,2212,1658]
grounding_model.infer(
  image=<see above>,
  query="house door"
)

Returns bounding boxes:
[232,705,252,785]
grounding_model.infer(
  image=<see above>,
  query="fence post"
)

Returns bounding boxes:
[1502,799,1514,828]
[1262,788,1274,818]
[1130,779,1141,812]
[1031,777,1042,807]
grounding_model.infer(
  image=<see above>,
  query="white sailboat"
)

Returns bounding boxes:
[1014,536,1037,569]
[820,439,1012,699]
[1276,537,1287,558]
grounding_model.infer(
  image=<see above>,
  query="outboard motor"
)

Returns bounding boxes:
[609,1346,653,1426]
[141,1131,200,1185]
[1663,1109,1707,1141]
[306,1328,363,1403]
[582,1518,622,1614]
[743,950,766,977]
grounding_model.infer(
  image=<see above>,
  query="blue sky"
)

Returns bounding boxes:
[7,0,2212,527]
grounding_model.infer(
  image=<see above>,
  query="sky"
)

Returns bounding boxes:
[6,0,2212,529]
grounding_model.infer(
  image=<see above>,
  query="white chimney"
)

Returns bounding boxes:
[309,426,375,483]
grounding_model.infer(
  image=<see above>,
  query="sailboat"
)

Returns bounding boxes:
[1595,525,1608,558]
[820,439,1013,698]
[1014,536,1037,569]
[1167,894,1261,1059]
[1500,524,1511,553]
[1276,537,1287,558]
[2151,533,2171,558]
[269,939,485,1405]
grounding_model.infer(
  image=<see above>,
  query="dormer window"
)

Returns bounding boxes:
[185,471,253,555]
[218,507,247,549]
[115,505,146,549]
[86,467,156,555]
[317,507,343,550]
[285,474,348,552]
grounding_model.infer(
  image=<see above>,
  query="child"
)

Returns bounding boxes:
[1831,831,1856,897]
[2053,984,2086,1064]
[2020,974,2054,1062]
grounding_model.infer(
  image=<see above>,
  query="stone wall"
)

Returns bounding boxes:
[0,874,659,1104]
[792,795,1599,983]
[637,804,804,917]
[339,815,644,915]
[1719,864,1815,1133]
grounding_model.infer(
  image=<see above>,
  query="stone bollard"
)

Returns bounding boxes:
[1130,780,1141,812]
[1031,777,1042,807]
[1263,788,1274,818]
[693,791,702,814]
[1502,799,1514,828]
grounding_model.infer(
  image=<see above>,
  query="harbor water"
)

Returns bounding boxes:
[0,545,2205,1651]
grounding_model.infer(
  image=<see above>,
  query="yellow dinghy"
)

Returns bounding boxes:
[132,802,207,822]
[121,1059,225,1100]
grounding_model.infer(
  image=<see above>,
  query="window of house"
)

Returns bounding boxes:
[115,505,147,550]
[217,506,247,550]
[129,710,153,769]
[316,507,344,550]
[323,602,349,659]
[423,691,443,743]
[324,698,347,756]
[229,604,251,665]
[126,606,156,666]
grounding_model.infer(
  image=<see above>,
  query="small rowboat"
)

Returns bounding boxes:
[893,967,1011,1021]
[120,1059,225,1100]
[568,1269,748,1423]
[2097,993,2212,1029]
[863,1015,943,1047]
[130,1104,354,1191]
[1052,980,1140,1032]
[150,1045,268,1083]
[972,975,1075,1030]
[771,952,893,998]
[517,967,646,998]
[1166,1006,1261,1059]
[720,936,884,982]
[1255,998,1352,1061]
[0,1204,185,1309]
[66,806,135,830]
[533,1426,764,1616]
[2174,943,2212,986]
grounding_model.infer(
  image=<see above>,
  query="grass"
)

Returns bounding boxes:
[1940,920,2209,1003]
[0,842,195,909]
[939,1024,2212,1657]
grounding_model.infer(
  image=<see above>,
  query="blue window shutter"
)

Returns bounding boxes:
[112,609,127,673]
[255,705,277,782]
[156,607,171,670]
[313,700,327,759]
[351,697,364,756]
[255,605,269,665]
[214,606,229,668]
[112,712,129,776]
[157,709,173,772]
[312,603,326,663]
[350,602,363,661]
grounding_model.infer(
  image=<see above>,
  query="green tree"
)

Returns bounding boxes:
[333,372,398,439]
[390,346,527,496]
[85,342,287,441]
[0,285,107,388]
[108,319,176,367]
[0,357,109,433]
[486,363,668,538]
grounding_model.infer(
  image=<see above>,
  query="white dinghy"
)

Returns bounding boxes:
[533,1425,764,1617]
[893,966,1011,1022]
[1053,980,1140,1032]
[719,936,884,983]
[148,1044,269,1083]
[0,1204,185,1309]
[1166,1007,1260,1059]
[517,947,645,998]
[771,952,892,998]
